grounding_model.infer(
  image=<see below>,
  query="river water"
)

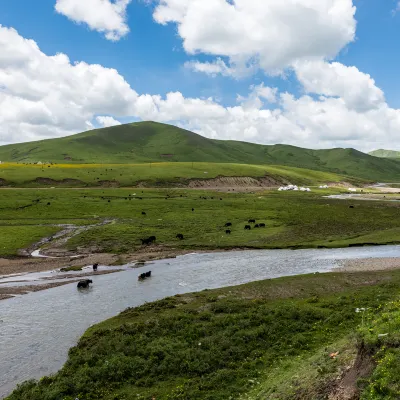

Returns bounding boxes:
[1,245,400,398]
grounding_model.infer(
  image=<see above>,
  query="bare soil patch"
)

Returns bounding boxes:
[0,280,78,298]
[33,177,85,186]
[187,175,289,192]
[99,180,120,187]
[337,257,400,272]
[327,342,374,400]
[0,253,119,276]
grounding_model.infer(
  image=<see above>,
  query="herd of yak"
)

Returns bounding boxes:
[77,262,153,289]
[140,218,267,242]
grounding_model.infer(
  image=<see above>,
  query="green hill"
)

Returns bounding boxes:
[369,149,400,159]
[0,121,399,181]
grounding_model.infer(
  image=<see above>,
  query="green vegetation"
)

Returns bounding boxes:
[1,188,400,257]
[0,161,360,188]
[0,225,59,257]
[369,149,400,159]
[0,121,398,181]
[60,266,83,272]
[8,270,400,400]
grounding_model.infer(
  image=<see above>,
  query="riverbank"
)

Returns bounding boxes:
[338,256,400,272]
[0,247,229,276]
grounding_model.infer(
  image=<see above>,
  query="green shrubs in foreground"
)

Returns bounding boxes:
[8,271,400,400]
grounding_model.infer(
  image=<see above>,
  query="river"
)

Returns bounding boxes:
[1,245,400,398]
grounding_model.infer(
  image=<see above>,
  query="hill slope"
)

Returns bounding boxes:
[0,121,399,181]
[369,149,400,159]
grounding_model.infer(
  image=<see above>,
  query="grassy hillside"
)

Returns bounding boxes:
[8,269,400,400]
[0,162,362,188]
[369,149,400,159]
[0,122,399,181]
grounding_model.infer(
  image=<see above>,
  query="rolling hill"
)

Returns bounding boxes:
[369,149,400,159]
[0,121,399,181]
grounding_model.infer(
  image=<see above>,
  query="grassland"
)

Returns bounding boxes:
[0,162,364,188]
[8,269,400,400]
[0,121,399,181]
[369,149,400,159]
[0,188,400,258]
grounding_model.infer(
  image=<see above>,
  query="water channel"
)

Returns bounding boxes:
[1,245,400,398]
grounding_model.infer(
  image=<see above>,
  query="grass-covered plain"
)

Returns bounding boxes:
[8,269,400,400]
[0,188,399,257]
[0,162,363,187]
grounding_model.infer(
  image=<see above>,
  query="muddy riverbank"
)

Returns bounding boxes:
[0,270,121,300]
[0,247,241,276]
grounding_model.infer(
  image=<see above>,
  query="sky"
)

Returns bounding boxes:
[0,0,400,151]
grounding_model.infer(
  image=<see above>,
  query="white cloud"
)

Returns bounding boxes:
[1,25,399,152]
[96,116,122,127]
[184,58,258,79]
[55,0,131,41]
[185,59,232,77]
[237,84,278,109]
[293,59,385,111]
[0,25,137,143]
[154,0,357,75]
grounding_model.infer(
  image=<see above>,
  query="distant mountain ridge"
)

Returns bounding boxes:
[0,121,399,181]
[369,149,400,159]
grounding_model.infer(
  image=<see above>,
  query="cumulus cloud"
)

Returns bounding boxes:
[154,0,357,75]
[0,25,137,143]
[55,0,131,41]
[0,25,399,152]
[293,59,385,112]
[96,116,122,127]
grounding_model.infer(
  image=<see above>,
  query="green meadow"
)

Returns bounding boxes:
[0,187,399,257]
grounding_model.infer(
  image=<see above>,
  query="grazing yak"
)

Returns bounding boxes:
[176,234,184,240]
[259,223,266,228]
[141,236,156,246]
[244,225,251,230]
[77,279,93,289]
[254,224,260,228]
[248,219,256,223]
[93,263,98,271]
[142,211,146,216]
[226,230,231,235]
[225,222,232,227]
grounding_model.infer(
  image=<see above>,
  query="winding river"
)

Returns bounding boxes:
[1,246,400,398]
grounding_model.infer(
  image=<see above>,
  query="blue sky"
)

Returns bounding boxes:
[0,0,399,150]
